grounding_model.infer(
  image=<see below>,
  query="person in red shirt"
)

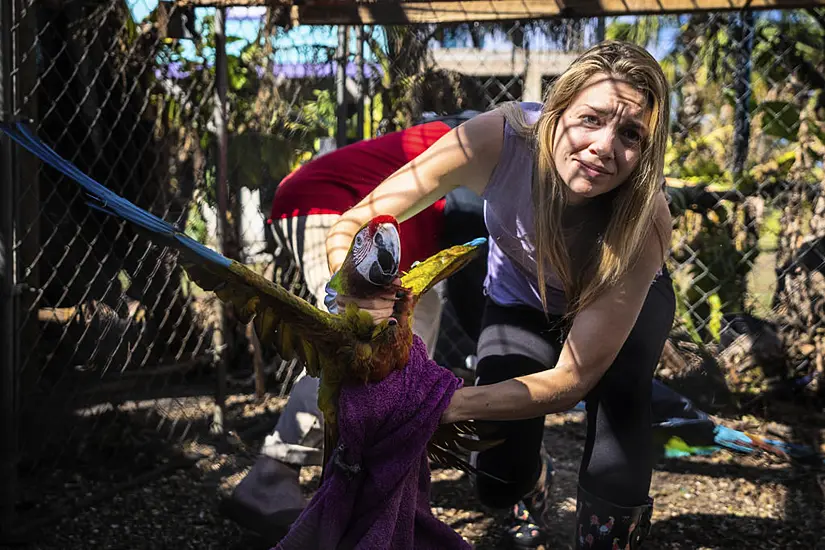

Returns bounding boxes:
[222,111,487,542]
[267,119,454,353]
[270,123,450,275]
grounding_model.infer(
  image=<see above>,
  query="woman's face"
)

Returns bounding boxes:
[552,73,651,204]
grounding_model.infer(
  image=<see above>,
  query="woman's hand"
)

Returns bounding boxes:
[324,276,403,325]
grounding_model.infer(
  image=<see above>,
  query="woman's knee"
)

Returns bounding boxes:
[474,417,545,508]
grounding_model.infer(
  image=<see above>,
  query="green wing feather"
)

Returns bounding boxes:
[186,259,348,379]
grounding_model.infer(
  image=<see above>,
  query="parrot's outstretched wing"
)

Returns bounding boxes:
[400,237,487,299]
[0,122,347,375]
[428,421,507,482]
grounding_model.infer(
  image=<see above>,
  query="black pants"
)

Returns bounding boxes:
[474,269,676,508]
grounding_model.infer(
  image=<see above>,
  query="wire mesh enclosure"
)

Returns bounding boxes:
[1,0,825,541]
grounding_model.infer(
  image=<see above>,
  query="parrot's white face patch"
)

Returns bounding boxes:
[353,222,400,286]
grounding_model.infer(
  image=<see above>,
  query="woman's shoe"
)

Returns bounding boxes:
[507,500,547,548]
[507,446,555,549]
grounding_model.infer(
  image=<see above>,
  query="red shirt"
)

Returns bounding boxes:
[269,121,451,272]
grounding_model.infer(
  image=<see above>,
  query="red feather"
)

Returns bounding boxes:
[368,215,399,234]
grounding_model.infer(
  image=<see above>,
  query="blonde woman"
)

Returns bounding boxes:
[325,41,675,549]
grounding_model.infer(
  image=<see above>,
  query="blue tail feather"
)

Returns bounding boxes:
[462,237,487,248]
[712,425,759,454]
[713,425,820,462]
[0,122,231,268]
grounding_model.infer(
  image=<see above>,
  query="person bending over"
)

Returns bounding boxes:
[324,41,675,549]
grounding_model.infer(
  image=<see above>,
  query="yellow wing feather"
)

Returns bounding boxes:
[400,238,487,300]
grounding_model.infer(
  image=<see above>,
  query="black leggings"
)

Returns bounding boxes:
[474,269,676,508]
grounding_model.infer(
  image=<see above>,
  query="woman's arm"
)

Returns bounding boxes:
[325,111,504,275]
[442,193,673,423]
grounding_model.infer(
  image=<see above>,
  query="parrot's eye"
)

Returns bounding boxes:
[354,234,365,248]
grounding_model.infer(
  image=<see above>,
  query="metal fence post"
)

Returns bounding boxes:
[731,10,754,179]
[212,6,229,436]
[336,25,349,148]
[356,25,366,142]
[0,0,18,538]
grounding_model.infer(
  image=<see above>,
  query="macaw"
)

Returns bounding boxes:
[564,378,825,465]
[660,425,821,462]
[0,121,500,481]
[646,379,822,465]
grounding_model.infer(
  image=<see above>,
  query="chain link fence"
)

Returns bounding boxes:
[1,0,824,539]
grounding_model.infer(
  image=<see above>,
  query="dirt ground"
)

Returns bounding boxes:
[4,393,824,550]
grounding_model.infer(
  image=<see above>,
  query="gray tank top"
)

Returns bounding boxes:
[482,102,612,315]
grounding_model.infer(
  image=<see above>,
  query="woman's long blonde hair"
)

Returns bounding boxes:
[499,40,670,317]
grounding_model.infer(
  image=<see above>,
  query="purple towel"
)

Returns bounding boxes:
[274,335,472,550]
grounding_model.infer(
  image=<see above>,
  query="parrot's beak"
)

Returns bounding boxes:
[369,222,400,286]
